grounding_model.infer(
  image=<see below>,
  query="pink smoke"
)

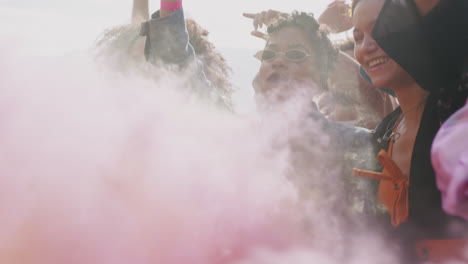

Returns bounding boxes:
[0,41,400,263]
[432,102,468,221]
[0,43,313,264]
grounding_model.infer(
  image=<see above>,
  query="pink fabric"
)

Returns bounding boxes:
[161,0,182,11]
[432,102,468,221]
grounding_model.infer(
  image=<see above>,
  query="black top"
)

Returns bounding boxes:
[375,94,468,235]
[370,93,468,262]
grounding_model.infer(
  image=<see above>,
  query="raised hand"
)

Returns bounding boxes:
[243,10,285,40]
[317,1,352,33]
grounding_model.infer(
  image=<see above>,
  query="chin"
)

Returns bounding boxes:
[368,75,394,89]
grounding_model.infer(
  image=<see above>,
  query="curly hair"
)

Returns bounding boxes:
[186,18,233,107]
[94,18,233,109]
[266,11,339,90]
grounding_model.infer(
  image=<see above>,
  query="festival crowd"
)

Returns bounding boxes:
[104,0,468,263]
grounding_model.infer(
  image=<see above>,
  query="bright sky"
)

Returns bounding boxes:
[0,0,332,111]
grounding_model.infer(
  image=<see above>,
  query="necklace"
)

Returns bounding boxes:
[380,113,403,143]
[378,96,428,144]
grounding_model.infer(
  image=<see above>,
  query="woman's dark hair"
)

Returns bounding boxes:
[267,11,339,90]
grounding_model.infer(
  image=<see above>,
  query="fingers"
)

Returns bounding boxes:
[328,0,346,8]
[242,13,256,19]
[328,1,350,11]
[336,1,351,11]
[265,9,280,25]
[328,1,338,8]
[251,30,269,41]
[243,12,260,30]
[244,10,281,31]
[243,12,262,30]
[254,11,266,30]
[254,13,261,30]
[260,11,268,28]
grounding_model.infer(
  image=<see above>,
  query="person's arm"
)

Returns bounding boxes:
[243,10,286,40]
[327,52,396,129]
[243,3,353,39]
[131,0,149,24]
[139,0,194,67]
[317,0,352,33]
[140,1,228,108]
[305,100,377,170]
[432,103,468,221]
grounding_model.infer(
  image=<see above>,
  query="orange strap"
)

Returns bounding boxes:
[353,168,394,181]
[353,148,410,227]
[415,239,468,263]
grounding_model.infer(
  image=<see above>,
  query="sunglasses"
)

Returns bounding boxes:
[254,49,312,62]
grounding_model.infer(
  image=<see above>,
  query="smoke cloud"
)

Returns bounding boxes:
[0,34,404,264]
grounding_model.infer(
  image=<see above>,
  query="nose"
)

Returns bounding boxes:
[271,54,287,68]
[361,33,378,54]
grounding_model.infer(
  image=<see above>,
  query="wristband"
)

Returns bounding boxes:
[161,0,182,11]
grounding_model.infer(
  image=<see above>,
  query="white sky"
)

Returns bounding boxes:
[0,0,332,111]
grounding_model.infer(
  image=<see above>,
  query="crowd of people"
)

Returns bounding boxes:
[126,0,468,263]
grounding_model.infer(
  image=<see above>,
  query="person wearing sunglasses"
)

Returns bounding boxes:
[245,10,396,129]
[254,49,313,63]
[251,12,336,111]
[141,1,396,129]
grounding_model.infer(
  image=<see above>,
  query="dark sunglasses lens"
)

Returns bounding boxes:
[285,50,307,61]
[261,50,277,61]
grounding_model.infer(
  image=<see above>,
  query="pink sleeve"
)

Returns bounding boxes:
[432,103,468,220]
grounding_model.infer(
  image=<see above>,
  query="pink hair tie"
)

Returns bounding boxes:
[161,0,182,11]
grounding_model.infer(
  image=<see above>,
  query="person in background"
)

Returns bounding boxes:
[317,0,355,59]
[143,0,381,206]
[140,1,468,262]
[334,39,355,59]
[95,0,233,109]
[351,0,468,262]
[244,4,396,129]
[131,0,150,24]
[432,100,468,222]
[249,12,337,111]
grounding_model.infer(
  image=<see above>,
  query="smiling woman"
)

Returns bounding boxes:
[352,0,415,90]
[351,0,468,262]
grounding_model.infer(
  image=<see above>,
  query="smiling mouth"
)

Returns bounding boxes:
[367,57,389,68]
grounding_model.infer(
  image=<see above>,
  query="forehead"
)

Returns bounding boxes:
[266,27,313,50]
[352,0,385,30]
